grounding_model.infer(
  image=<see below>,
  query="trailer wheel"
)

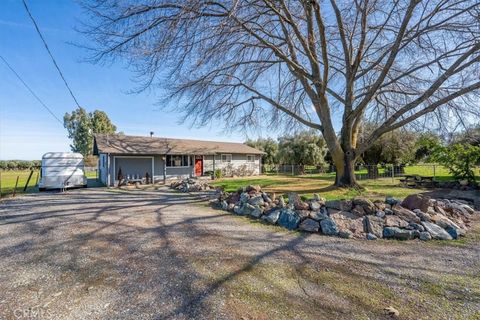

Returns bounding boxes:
[39,188,45,192]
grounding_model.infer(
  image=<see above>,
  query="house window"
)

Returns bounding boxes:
[166,155,189,167]
[247,155,255,162]
[221,154,232,163]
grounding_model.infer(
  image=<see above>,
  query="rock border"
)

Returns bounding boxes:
[209,185,477,241]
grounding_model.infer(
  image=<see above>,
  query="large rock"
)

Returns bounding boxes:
[421,221,453,240]
[278,209,301,230]
[325,199,353,212]
[384,215,409,228]
[401,194,432,212]
[226,193,240,204]
[298,219,320,232]
[330,211,363,237]
[262,209,281,224]
[419,231,432,241]
[309,200,322,211]
[383,227,401,238]
[383,227,417,240]
[413,209,432,222]
[352,198,376,215]
[240,203,256,215]
[309,208,328,221]
[246,185,261,193]
[288,193,309,210]
[248,195,265,206]
[364,216,384,238]
[392,205,421,224]
[385,196,399,206]
[320,217,339,236]
[296,210,310,220]
[240,192,250,203]
[250,206,263,218]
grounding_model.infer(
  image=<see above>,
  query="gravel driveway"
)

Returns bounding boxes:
[0,187,479,320]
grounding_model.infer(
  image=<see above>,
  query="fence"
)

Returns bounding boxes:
[261,164,480,182]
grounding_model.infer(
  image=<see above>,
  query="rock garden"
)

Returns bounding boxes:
[209,185,478,241]
[170,178,214,192]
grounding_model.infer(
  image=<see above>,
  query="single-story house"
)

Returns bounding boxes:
[93,134,264,186]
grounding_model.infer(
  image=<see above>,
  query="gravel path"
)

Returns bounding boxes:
[0,187,479,319]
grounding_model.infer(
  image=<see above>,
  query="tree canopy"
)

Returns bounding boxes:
[64,107,117,157]
[245,138,278,165]
[82,0,480,187]
[277,131,327,169]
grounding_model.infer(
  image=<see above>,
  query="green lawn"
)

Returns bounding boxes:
[212,174,428,200]
[0,170,40,197]
[0,169,98,197]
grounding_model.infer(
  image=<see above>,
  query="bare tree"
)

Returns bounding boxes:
[81,0,480,187]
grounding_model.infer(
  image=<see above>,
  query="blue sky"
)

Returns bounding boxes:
[0,0,271,160]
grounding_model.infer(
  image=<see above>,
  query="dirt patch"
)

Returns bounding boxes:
[0,187,479,319]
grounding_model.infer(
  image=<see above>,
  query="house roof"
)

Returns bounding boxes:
[93,134,265,155]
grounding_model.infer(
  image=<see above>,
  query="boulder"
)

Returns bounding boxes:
[226,193,240,204]
[233,205,242,215]
[383,227,401,238]
[309,200,322,211]
[240,203,256,215]
[364,216,384,238]
[262,209,281,224]
[352,198,376,215]
[288,193,309,210]
[278,209,301,230]
[240,192,250,203]
[367,233,378,240]
[432,216,465,237]
[373,200,387,211]
[392,205,421,224]
[384,208,394,215]
[385,196,399,206]
[413,209,432,222]
[261,192,272,203]
[338,230,353,239]
[419,231,432,241]
[248,195,265,206]
[376,211,386,218]
[296,210,310,220]
[408,223,425,232]
[352,205,366,217]
[299,219,320,232]
[227,203,235,211]
[401,194,432,212]
[325,200,353,212]
[278,196,286,208]
[383,227,417,240]
[245,185,261,193]
[320,217,339,236]
[384,215,409,228]
[250,207,263,218]
[221,200,228,210]
[421,221,453,240]
[330,211,364,237]
[309,209,328,221]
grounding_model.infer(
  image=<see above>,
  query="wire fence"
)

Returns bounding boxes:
[261,163,480,182]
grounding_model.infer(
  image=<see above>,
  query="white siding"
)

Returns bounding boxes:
[204,154,260,176]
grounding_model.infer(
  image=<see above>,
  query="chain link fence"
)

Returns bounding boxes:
[261,163,480,182]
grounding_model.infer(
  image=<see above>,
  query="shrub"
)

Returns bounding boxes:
[214,169,223,179]
[432,143,480,183]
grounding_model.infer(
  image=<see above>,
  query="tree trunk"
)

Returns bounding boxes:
[333,154,360,188]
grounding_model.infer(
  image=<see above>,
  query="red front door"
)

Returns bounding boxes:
[194,157,203,176]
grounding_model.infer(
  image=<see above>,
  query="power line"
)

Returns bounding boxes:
[0,55,64,125]
[22,0,81,108]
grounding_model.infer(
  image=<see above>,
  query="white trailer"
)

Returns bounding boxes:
[38,152,87,191]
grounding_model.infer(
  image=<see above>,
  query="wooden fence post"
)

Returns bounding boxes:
[23,170,34,192]
[13,176,19,197]
[35,171,40,185]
